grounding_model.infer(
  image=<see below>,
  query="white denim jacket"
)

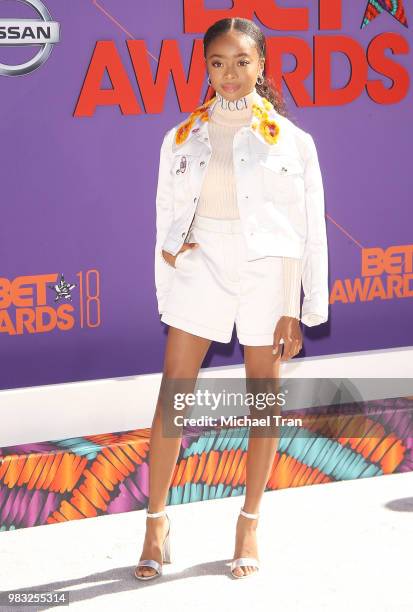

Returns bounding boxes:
[154,89,329,327]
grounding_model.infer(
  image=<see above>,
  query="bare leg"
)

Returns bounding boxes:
[135,326,212,578]
[231,345,281,577]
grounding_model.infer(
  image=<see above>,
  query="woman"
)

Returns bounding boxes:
[135,17,329,581]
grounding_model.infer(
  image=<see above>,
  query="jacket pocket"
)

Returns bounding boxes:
[258,155,305,204]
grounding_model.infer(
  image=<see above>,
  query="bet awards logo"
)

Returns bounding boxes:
[331,244,413,306]
[0,271,101,335]
[0,0,60,76]
[74,0,409,116]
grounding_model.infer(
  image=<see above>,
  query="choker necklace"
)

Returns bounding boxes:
[215,90,255,112]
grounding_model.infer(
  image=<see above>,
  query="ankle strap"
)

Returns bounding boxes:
[240,508,259,519]
[146,509,166,518]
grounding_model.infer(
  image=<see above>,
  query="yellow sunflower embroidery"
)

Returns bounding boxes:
[174,97,216,145]
[175,118,195,145]
[174,95,279,146]
[259,118,280,145]
[252,104,270,123]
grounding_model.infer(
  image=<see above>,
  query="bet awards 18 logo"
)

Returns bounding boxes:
[0,271,101,335]
[0,0,60,76]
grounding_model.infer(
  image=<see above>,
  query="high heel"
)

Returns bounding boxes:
[230,507,260,579]
[134,509,171,581]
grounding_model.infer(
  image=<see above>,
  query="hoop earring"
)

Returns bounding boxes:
[207,75,211,85]
[256,74,264,86]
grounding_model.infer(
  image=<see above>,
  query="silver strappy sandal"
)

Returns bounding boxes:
[134,509,171,581]
[230,507,260,579]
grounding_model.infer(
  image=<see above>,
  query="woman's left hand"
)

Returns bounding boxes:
[272,316,302,361]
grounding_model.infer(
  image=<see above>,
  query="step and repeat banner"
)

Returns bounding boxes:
[0,1,411,390]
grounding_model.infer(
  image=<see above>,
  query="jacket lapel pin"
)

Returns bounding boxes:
[179,156,187,173]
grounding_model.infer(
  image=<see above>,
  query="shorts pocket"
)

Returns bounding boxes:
[161,250,177,269]
[175,249,191,269]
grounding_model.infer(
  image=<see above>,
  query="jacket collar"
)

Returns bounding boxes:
[171,89,282,153]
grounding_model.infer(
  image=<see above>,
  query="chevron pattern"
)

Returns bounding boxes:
[1,398,412,530]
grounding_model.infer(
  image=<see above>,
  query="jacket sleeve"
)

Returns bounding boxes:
[154,128,175,316]
[282,257,302,319]
[300,132,329,327]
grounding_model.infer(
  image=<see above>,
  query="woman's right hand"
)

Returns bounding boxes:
[162,242,199,268]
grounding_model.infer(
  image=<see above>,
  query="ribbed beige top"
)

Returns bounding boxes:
[195,88,302,320]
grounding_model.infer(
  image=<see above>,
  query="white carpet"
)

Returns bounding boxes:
[1,472,412,612]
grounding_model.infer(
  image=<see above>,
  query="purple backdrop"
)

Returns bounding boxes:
[0,1,412,390]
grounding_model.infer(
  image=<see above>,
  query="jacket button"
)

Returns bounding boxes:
[193,197,198,203]
[181,232,186,237]
[200,161,205,166]
[176,169,180,174]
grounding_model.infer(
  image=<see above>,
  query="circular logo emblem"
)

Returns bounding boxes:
[0,0,60,76]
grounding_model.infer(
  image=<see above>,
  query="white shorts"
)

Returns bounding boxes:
[160,214,286,345]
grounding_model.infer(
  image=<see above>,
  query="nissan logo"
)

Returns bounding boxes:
[0,0,60,76]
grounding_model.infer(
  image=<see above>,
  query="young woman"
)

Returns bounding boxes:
[135,17,329,581]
